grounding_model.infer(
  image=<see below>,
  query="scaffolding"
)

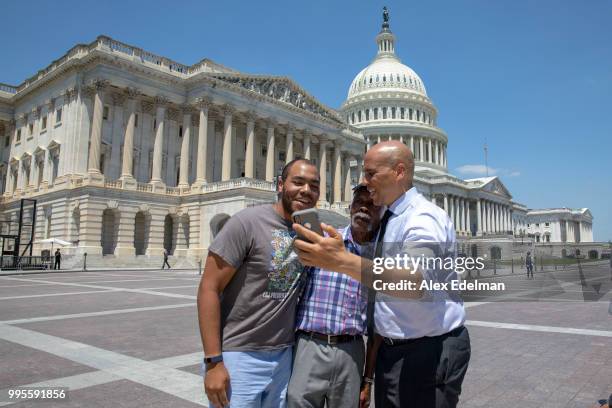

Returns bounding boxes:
[0,198,49,270]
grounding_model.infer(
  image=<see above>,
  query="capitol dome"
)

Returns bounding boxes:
[342,10,448,175]
[348,52,427,98]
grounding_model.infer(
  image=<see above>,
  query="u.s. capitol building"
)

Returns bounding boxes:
[0,15,596,265]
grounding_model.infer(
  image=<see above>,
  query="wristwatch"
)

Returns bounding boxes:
[204,354,223,365]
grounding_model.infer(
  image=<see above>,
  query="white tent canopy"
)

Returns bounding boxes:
[35,238,73,246]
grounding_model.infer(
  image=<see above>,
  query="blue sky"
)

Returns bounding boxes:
[2,0,611,240]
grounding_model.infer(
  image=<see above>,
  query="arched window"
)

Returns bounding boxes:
[409,108,413,120]
[403,75,407,83]
[369,76,373,84]
[365,110,370,121]
[400,107,405,119]
[397,74,400,82]
[358,111,362,122]
[374,108,379,120]
[383,75,386,82]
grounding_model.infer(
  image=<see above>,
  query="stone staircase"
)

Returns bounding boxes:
[60,254,201,270]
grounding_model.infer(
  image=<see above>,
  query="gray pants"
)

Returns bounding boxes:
[287,333,365,408]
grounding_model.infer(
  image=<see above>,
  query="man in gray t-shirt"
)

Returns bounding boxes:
[198,159,320,408]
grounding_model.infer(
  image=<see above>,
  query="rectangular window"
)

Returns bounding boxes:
[134,114,139,128]
[103,106,109,120]
[56,108,62,123]
[153,118,157,129]
[261,144,267,157]
[16,129,21,142]
[365,110,369,121]
[382,107,387,119]
[29,123,33,135]
[4,136,8,147]
[545,222,549,227]
[391,107,396,119]
[409,108,413,120]
[42,116,47,130]
[279,151,286,162]
[179,126,183,138]
[535,223,540,227]
[374,108,378,120]
[400,107,405,119]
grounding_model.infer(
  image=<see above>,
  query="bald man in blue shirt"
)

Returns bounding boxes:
[294,141,471,408]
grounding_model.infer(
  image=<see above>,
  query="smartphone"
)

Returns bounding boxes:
[292,208,324,241]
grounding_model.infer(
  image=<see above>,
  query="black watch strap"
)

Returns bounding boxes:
[204,354,223,364]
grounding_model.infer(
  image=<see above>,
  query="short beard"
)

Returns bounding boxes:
[281,193,294,215]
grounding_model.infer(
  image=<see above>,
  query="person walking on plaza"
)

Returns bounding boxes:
[54,248,61,270]
[287,184,382,408]
[197,159,320,408]
[526,251,534,279]
[162,248,171,269]
[293,141,471,408]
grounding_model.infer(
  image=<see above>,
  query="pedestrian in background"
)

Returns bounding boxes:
[162,248,171,269]
[54,248,61,270]
[526,251,534,279]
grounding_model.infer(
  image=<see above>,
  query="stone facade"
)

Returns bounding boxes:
[0,36,364,258]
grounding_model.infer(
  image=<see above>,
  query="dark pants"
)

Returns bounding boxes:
[54,259,61,270]
[527,264,533,278]
[162,258,171,269]
[375,326,471,408]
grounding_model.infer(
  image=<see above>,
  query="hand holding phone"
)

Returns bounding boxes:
[292,209,323,242]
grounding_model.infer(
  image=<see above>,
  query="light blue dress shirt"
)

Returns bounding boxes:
[374,186,466,339]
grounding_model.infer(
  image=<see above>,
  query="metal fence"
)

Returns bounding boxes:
[0,256,52,271]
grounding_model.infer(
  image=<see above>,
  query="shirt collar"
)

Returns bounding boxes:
[387,186,419,216]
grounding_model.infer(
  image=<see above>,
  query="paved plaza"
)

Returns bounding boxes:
[0,267,610,407]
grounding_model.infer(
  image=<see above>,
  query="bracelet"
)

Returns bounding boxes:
[362,376,374,385]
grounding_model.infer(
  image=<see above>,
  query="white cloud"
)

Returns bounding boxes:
[456,164,498,176]
[455,164,521,178]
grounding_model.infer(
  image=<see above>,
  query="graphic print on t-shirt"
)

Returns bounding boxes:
[263,229,304,299]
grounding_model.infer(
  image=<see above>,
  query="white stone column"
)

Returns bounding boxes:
[109,93,125,180]
[318,139,328,206]
[410,135,415,153]
[150,97,167,185]
[484,201,489,233]
[285,126,294,163]
[449,196,455,228]
[494,204,499,233]
[303,132,311,160]
[343,155,353,202]
[178,108,191,188]
[265,121,275,182]
[120,91,138,183]
[433,141,438,165]
[466,200,472,236]
[222,106,234,181]
[428,138,432,163]
[333,142,343,204]
[460,198,466,233]
[419,137,424,162]
[477,199,482,236]
[443,194,448,214]
[244,112,255,178]
[195,98,210,184]
[87,80,108,176]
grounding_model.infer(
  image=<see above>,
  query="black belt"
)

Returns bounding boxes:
[297,330,362,345]
[382,326,465,346]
